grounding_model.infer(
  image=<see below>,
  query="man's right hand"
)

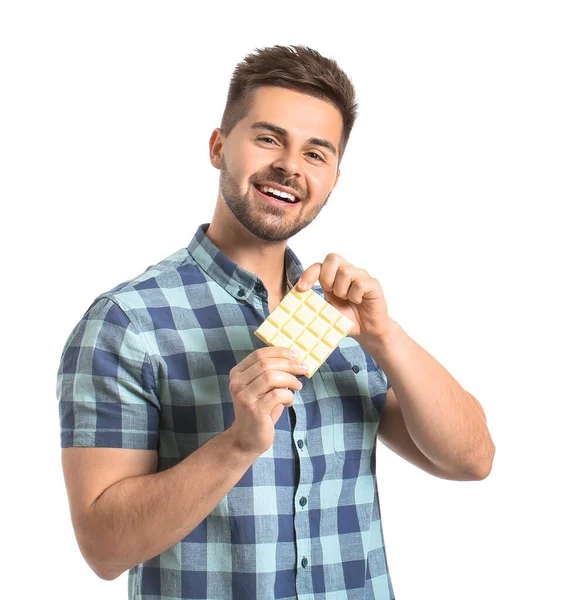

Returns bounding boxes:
[228,347,308,457]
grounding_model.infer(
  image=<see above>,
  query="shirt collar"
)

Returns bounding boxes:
[186,223,305,302]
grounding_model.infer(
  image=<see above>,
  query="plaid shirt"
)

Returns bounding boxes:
[57,223,396,600]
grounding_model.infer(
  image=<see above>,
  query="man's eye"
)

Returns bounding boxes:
[258,137,324,162]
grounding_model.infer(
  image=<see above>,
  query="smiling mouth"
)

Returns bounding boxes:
[253,184,301,206]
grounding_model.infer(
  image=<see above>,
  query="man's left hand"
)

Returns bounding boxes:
[296,253,394,345]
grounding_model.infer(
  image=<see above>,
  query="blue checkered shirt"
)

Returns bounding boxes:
[57,223,396,599]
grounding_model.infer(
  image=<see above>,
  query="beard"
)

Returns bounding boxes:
[218,156,331,243]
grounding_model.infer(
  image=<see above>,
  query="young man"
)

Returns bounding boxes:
[57,44,495,599]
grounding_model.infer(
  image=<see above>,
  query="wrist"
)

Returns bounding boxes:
[223,427,262,462]
[358,319,405,356]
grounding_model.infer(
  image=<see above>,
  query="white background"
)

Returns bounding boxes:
[1,1,582,598]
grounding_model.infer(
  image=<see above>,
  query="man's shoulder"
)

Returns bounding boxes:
[69,247,209,332]
[93,246,206,309]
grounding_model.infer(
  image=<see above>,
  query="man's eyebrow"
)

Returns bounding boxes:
[250,121,338,157]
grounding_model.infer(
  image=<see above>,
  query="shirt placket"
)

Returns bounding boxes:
[253,277,315,598]
[291,391,314,597]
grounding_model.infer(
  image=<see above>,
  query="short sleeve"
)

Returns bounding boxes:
[362,346,391,394]
[56,296,160,450]
[377,365,391,391]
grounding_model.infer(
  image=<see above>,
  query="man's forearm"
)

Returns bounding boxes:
[81,428,258,580]
[362,320,495,478]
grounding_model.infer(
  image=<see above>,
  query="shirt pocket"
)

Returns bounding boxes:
[318,344,386,460]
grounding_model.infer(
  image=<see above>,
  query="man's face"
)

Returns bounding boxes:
[214,85,343,242]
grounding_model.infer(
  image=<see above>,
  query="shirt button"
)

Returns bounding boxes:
[301,557,308,568]
[237,288,245,297]
[352,364,360,373]
[299,496,307,507]
[254,282,263,294]
[297,439,304,449]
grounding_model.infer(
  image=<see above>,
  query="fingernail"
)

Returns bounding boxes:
[297,279,305,290]
[290,349,298,358]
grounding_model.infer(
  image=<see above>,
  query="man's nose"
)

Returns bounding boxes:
[271,147,302,178]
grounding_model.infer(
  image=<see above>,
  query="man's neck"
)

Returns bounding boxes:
[205,218,289,297]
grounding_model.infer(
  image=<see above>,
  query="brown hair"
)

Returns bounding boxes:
[220,44,358,164]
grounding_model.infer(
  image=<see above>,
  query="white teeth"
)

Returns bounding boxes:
[260,185,298,203]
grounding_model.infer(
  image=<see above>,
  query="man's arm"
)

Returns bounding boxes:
[365,320,495,480]
[62,428,258,581]
[378,386,491,481]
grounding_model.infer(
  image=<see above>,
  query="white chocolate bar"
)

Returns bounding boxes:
[254,283,355,378]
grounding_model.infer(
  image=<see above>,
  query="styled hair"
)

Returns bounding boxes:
[220,44,358,164]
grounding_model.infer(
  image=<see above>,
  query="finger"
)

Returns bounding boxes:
[320,253,346,292]
[233,346,296,376]
[263,387,296,413]
[332,263,358,299]
[247,369,304,401]
[296,263,321,291]
[347,276,370,304]
[239,357,308,388]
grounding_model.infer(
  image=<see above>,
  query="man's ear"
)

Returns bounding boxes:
[209,128,224,170]
[332,168,341,191]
